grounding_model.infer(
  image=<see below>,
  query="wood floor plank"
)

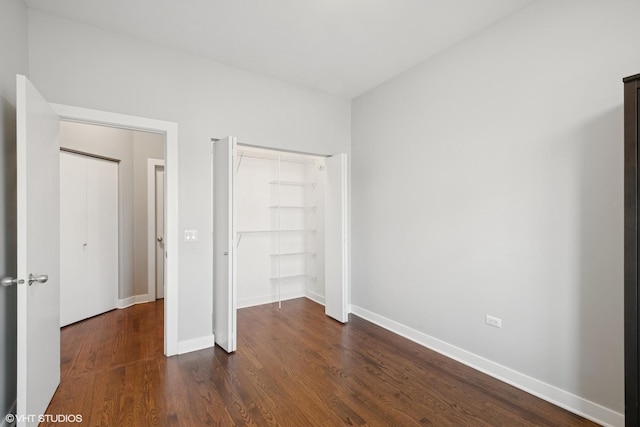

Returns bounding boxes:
[44,298,598,426]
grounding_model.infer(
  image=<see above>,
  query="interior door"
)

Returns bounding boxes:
[156,167,165,299]
[15,74,60,425]
[59,152,86,326]
[84,156,118,319]
[213,136,237,353]
[324,153,349,323]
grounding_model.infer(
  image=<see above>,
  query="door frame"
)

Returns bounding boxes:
[147,158,165,301]
[51,103,179,356]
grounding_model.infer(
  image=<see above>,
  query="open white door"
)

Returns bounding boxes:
[324,153,349,323]
[16,74,61,425]
[213,136,237,353]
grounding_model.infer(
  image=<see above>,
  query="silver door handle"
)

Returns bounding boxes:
[157,237,163,243]
[28,274,48,286]
[1,277,24,287]
[223,252,228,256]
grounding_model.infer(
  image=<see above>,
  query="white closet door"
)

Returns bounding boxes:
[324,153,349,323]
[86,157,119,318]
[60,152,118,326]
[213,136,237,353]
[60,153,87,326]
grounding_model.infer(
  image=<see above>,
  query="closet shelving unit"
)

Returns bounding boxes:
[235,147,320,308]
[269,157,317,308]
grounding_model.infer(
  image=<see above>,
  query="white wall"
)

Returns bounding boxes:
[352,0,640,423]
[0,0,28,419]
[27,10,351,345]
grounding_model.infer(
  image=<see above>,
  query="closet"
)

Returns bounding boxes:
[60,151,119,327]
[213,137,349,353]
[235,146,325,308]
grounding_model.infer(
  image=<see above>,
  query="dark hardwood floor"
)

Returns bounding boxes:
[44,298,596,426]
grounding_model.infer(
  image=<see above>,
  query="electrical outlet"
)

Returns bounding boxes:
[485,314,502,328]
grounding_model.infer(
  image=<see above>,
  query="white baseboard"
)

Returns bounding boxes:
[177,334,215,355]
[117,294,153,309]
[350,304,623,427]
[304,290,325,306]
[238,291,306,309]
[1,400,16,427]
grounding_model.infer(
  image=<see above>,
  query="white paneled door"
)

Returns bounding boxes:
[213,136,237,353]
[15,74,60,426]
[60,152,118,327]
[324,153,349,323]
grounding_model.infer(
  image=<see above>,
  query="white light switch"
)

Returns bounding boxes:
[184,229,198,242]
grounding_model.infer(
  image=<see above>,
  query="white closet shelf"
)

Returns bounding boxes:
[269,205,316,210]
[268,180,316,187]
[269,252,316,257]
[237,229,316,234]
[269,274,316,281]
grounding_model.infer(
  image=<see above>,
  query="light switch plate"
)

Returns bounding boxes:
[184,229,198,242]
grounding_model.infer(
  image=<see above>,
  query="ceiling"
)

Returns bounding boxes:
[24,0,537,99]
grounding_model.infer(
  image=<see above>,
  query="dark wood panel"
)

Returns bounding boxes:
[624,74,640,427]
[44,299,595,426]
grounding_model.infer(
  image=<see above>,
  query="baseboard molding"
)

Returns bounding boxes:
[177,334,215,355]
[304,290,325,306]
[1,400,16,427]
[117,294,153,309]
[238,291,306,309]
[350,305,623,427]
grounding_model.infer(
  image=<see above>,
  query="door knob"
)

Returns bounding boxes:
[0,277,24,287]
[157,237,163,243]
[28,274,48,286]
[223,252,228,256]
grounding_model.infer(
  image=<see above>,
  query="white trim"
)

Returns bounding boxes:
[350,304,623,427]
[178,334,215,355]
[304,290,325,306]
[237,290,306,309]
[147,159,165,301]
[1,401,16,427]
[117,294,153,309]
[51,103,179,356]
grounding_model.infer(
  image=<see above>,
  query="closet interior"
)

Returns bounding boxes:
[235,145,326,308]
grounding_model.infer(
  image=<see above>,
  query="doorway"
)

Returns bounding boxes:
[212,137,350,354]
[59,122,165,326]
[148,160,165,300]
[51,103,179,356]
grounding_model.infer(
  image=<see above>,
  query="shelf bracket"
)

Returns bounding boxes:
[236,232,243,248]
[236,151,244,174]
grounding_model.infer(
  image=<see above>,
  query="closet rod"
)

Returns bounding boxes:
[60,147,121,164]
[211,138,328,160]
[236,149,309,165]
